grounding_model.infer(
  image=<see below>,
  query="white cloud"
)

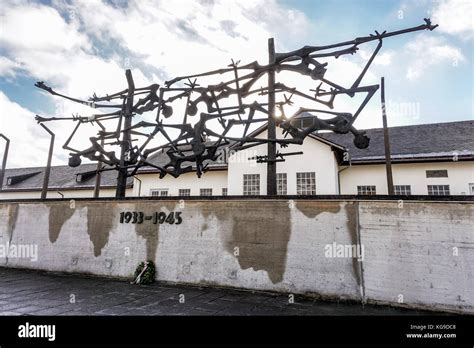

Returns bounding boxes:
[431,0,473,39]
[0,0,313,101]
[0,3,90,52]
[0,91,67,168]
[65,0,311,77]
[0,56,18,78]
[359,49,394,66]
[0,0,421,167]
[404,34,465,80]
[0,1,158,167]
[0,0,315,167]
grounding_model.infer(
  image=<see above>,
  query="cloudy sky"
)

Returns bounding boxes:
[0,0,472,168]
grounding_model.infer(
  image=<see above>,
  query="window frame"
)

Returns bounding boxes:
[426,170,448,178]
[150,189,168,197]
[394,185,411,195]
[178,189,191,197]
[296,172,316,195]
[357,185,376,195]
[427,185,450,196]
[243,174,260,196]
[200,188,213,196]
[277,173,287,195]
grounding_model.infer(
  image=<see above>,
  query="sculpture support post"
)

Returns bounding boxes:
[40,124,55,200]
[0,134,10,191]
[94,144,102,198]
[267,38,277,196]
[115,69,135,199]
[381,77,394,195]
[94,122,105,198]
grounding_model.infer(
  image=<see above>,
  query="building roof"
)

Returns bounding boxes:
[0,163,132,192]
[318,120,474,163]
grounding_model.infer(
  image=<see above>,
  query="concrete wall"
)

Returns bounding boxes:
[228,128,340,195]
[340,161,474,195]
[0,198,472,313]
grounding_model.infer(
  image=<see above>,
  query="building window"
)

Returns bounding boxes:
[222,188,228,196]
[428,185,450,196]
[277,173,287,195]
[357,186,376,195]
[179,189,191,197]
[426,170,448,178]
[150,189,168,197]
[296,172,316,195]
[200,188,213,196]
[394,185,411,195]
[243,174,260,195]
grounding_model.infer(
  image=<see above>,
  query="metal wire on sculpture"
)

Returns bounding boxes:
[34,19,437,198]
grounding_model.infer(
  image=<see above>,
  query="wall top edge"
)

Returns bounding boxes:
[0,194,473,204]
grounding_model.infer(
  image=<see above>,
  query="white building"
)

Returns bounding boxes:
[323,120,474,196]
[1,120,473,199]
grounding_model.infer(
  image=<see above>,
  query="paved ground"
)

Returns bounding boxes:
[0,267,440,316]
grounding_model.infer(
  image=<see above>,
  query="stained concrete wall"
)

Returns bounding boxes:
[0,199,472,313]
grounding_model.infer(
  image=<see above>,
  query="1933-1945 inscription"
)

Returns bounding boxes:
[119,211,182,225]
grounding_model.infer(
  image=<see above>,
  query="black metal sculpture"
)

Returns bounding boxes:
[34,19,437,197]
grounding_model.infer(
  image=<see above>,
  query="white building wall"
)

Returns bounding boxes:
[228,128,340,195]
[227,147,266,195]
[340,161,474,195]
[134,170,228,196]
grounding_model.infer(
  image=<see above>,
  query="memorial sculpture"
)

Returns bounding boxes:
[34,19,438,197]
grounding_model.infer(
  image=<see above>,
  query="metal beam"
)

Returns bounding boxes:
[267,38,277,196]
[381,77,394,195]
[94,122,105,198]
[116,69,135,198]
[0,134,10,191]
[40,124,55,200]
